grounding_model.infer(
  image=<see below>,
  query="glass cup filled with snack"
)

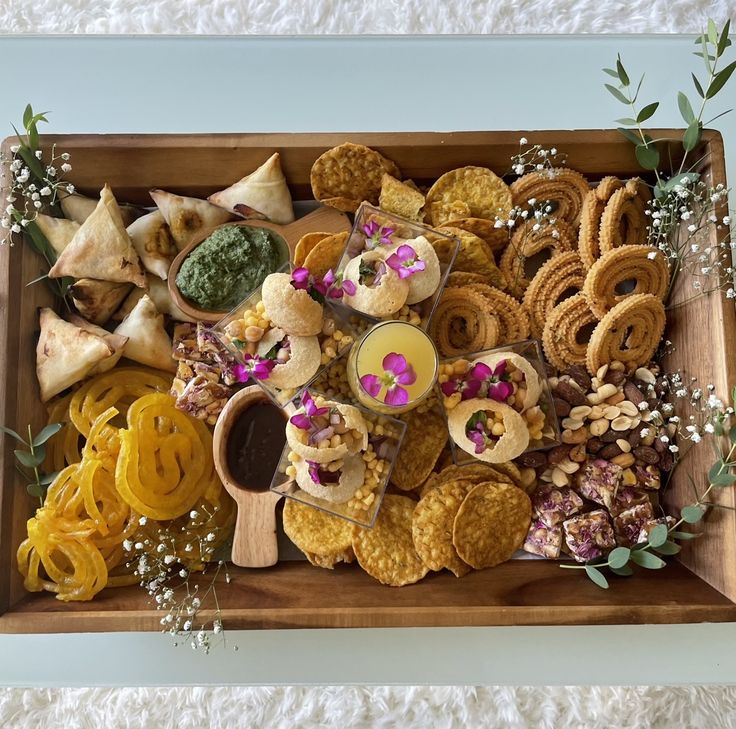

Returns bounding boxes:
[270,389,407,527]
[345,320,439,415]
[438,339,560,465]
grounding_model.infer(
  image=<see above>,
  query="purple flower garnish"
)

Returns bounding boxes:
[291,267,311,290]
[362,220,395,249]
[386,244,426,280]
[307,460,322,485]
[234,353,276,383]
[291,266,355,301]
[442,358,515,403]
[465,411,492,454]
[359,352,417,407]
[290,391,330,430]
[322,268,357,299]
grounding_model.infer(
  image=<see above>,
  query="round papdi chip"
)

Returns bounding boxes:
[267,334,321,390]
[419,462,515,498]
[261,272,323,336]
[448,398,529,463]
[303,231,349,278]
[452,482,531,569]
[352,494,429,587]
[294,232,331,268]
[426,167,512,226]
[391,408,447,491]
[283,499,354,569]
[310,143,401,211]
[412,479,474,576]
[442,218,510,254]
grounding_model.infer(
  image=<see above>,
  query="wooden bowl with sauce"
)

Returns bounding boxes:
[168,206,351,322]
[213,386,292,568]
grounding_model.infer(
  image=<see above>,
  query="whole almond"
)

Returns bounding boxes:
[548,444,573,464]
[634,445,660,465]
[554,397,571,418]
[600,443,623,459]
[623,381,645,406]
[604,370,627,387]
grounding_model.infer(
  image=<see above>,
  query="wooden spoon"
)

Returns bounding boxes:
[213,386,288,568]
[168,206,351,322]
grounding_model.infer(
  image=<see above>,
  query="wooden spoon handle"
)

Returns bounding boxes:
[230,489,282,568]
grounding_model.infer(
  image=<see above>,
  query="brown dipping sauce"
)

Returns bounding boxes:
[226,401,287,492]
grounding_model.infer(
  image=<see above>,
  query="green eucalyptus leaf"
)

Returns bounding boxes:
[607,546,631,569]
[616,56,630,86]
[683,121,702,153]
[663,172,699,190]
[633,75,645,103]
[728,424,736,443]
[717,19,731,56]
[671,530,699,541]
[630,549,666,569]
[677,92,696,124]
[26,483,45,498]
[702,36,713,71]
[706,60,736,99]
[709,460,726,481]
[617,127,641,146]
[692,73,705,97]
[653,540,681,556]
[38,470,59,486]
[32,423,63,447]
[0,425,27,444]
[605,83,629,104]
[637,102,659,123]
[585,564,609,589]
[653,182,666,201]
[610,564,634,577]
[14,449,44,469]
[647,523,668,548]
[615,118,638,126]
[708,18,719,45]
[603,67,619,78]
[635,144,660,170]
[681,504,705,523]
[711,473,736,487]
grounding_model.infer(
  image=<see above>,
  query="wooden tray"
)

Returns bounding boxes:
[2,131,736,633]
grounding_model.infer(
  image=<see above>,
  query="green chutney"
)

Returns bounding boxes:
[176,224,286,311]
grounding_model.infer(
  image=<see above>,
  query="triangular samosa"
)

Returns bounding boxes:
[113,294,176,373]
[112,276,195,323]
[70,279,133,325]
[66,314,128,375]
[127,210,177,280]
[60,191,142,227]
[33,214,80,256]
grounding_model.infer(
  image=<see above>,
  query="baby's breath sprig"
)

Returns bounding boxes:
[124,507,231,654]
[1,104,74,301]
[508,138,567,177]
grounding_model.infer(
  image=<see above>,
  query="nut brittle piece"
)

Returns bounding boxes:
[574,458,623,509]
[531,484,583,527]
[613,502,655,547]
[562,509,616,563]
[174,374,232,426]
[634,464,661,491]
[172,322,203,362]
[523,518,562,559]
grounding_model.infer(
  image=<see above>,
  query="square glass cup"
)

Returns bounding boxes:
[211,264,358,406]
[438,339,561,466]
[270,389,407,527]
[335,203,459,331]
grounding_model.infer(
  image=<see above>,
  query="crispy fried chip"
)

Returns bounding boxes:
[282,499,354,569]
[352,494,428,586]
[392,409,447,491]
[428,200,471,227]
[294,232,330,268]
[433,227,506,288]
[452,482,531,569]
[426,167,512,226]
[420,462,515,499]
[442,217,509,254]
[303,231,349,278]
[310,143,400,212]
[412,480,474,576]
[379,173,425,222]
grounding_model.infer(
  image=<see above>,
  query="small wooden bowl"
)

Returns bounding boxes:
[168,206,351,322]
[213,386,294,568]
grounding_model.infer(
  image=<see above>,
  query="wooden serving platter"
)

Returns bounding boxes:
[2,130,736,633]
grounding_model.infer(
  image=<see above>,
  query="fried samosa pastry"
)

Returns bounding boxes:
[113,276,195,323]
[66,314,128,374]
[49,185,147,287]
[33,214,80,256]
[207,152,295,225]
[149,189,236,251]
[70,278,133,325]
[127,210,177,279]
[113,294,176,372]
[60,191,142,227]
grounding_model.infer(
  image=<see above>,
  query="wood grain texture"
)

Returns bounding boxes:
[1,129,735,632]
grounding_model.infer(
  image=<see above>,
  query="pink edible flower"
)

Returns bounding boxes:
[386,244,426,280]
[234,353,275,382]
[360,352,417,407]
[362,220,395,249]
[289,391,330,430]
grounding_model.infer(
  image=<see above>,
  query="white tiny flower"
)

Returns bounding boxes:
[536,164,544,170]
[185,544,193,552]
[647,251,657,260]
[691,433,702,443]
[206,532,216,542]
[519,137,528,145]
[192,598,201,608]
[213,621,223,634]
[163,554,175,564]
[40,186,51,196]
[520,210,528,219]
[551,230,560,239]
[179,569,188,578]
[532,223,540,232]
[34,150,43,159]
[31,192,39,201]
[10,223,21,233]
[669,444,679,453]
[66,184,75,194]
[550,148,557,155]
[156,543,166,553]
[197,630,206,644]
[660,435,670,443]
[638,401,649,411]
[138,516,148,525]
[9,144,19,153]
[687,224,697,233]
[727,288,736,299]
[0,218,10,230]
[506,220,514,228]
[513,164,524,175]
[61,163,72,173]
[494,219,504,228]
[46,166,56,176]
[123,539,133,551]
[183,620,192,631]
[134,542,144,550]
[640,428,650,437]
[61,152,70,161]
[704,423,715,434]
[527,198,536,206]
[691,243,700,253]
[189,510,199,519]
[723,216,731,225]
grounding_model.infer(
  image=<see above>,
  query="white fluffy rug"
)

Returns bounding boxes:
[1,0,734,34]
[2,685,736,728]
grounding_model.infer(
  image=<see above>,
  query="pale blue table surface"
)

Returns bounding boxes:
[1,34,735,687]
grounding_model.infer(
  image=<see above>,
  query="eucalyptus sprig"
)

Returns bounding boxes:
[0,422,62,504]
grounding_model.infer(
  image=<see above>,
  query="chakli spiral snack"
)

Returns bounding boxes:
[429,287,500,357]
[464,283,531,343]
[586,293,666,374]
[500,218,576,298]
[583,244,670,318]
[578,176,624,269]
[523,252,586,339]
[598,178,651,254]
[510,168,590,228]
[425,166,512,226]
[542,293,598,371]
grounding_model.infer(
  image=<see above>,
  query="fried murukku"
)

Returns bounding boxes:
[446,271,487,287]
[452,482,531,569]
[583,244,670,318]
[431,226,505,288]
[412,480,474,576]
[310,143,400,213]
[429,286,500,357]
[578,176,624,269]
[352,494,429,586]
[391,408,448,491]
[523,252,586,339]
[598,179,651,254]
[441,217,510,254]
[426,167,512,226]
[542,293,598,371]
[586,293,666,374]
[465,283,531,343]
[511,168,590,228]
[500,219,576,298]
